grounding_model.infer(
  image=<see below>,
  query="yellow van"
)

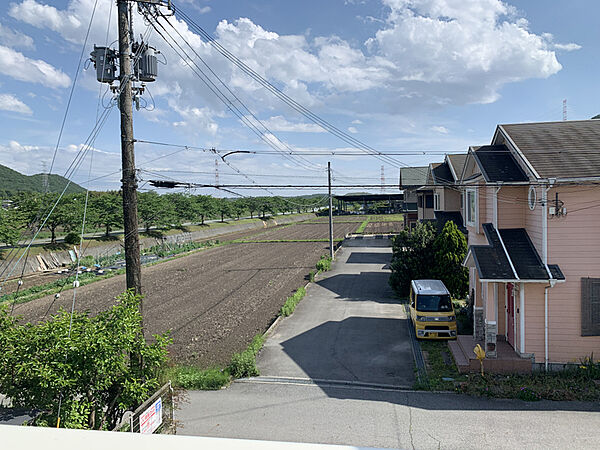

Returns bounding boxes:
[409,279,457,339]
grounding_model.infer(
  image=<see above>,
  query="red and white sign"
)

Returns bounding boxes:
[139,398,163,434]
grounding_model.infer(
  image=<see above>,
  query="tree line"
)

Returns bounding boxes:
[0,191,325,246]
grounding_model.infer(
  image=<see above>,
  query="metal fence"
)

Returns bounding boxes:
[113,381,175,434]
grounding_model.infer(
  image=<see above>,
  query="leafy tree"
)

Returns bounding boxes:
[215,199,233,223]
[193,195,216,225]
[230,198,247,220]
[165,193,195,227]
[389,222,437,297]
[244,197,261,219]
[0,291,170,430]
[138,191,176,232]
[432,221,468,298]
[41,194,82,244]
[0,207,21,246]
[89,191,123,237]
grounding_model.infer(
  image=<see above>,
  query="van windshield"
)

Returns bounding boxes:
[416,294,452,312]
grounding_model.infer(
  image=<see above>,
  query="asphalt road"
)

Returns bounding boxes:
[176,239,600,449]
[257,239,414,387]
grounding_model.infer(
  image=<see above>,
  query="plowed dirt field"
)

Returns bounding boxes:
[244,222,358,241]
[13,241,331,367]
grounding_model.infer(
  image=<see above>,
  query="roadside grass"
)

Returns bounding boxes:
[418,340,466,391]
[316,255,332,272]
[280,287,307,317]
[419,340,600,401]
[165,334,267,390]
[459,367,600,402]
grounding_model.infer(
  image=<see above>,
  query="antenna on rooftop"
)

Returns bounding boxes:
[563,99,567,121]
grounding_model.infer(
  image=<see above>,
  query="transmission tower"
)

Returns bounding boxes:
[563,99,567,121]
[380,165,385,193]
[41,161,49,193]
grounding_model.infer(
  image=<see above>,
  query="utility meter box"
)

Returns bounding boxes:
[90,46,118,84]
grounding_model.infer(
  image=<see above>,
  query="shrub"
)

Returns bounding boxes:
[0,290,171,430]
[228,334,264,379]
[64,232,81,245]
[280,287,307,317]
[309,270,315,282]
[316,255,332,272]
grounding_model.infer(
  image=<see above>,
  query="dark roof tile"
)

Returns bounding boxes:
[472,145,528,182]
[500,120,600,179]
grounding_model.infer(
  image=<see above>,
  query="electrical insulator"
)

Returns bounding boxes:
[133,42,158,82]
[90,46,118,84]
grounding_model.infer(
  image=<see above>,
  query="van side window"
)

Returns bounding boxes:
[410,289,415,307]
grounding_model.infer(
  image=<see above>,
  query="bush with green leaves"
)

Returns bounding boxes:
[389,221,468,299]
[280,287,307,317]
[63,231,81,245]
[228,334,264,378]
[0,290,171,430]
[316,255,332,272]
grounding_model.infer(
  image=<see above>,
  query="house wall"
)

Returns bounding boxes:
[524,186,543,256]
[544,185,600,363]
[443,186,461,211]
[523,283,546,361]
[498,186,526,229]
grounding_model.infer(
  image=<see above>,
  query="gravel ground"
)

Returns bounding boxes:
[363,222,404,233]
[12,241,330,367]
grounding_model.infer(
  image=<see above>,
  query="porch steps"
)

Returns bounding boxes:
[449,335,532,374]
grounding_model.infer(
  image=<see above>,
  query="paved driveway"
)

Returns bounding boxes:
[257,239,414,387]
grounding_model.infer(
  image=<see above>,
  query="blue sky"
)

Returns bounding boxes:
[0,0,597,196]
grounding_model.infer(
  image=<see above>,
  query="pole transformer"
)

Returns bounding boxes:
[328,161,334,260]
[117,0,143,299]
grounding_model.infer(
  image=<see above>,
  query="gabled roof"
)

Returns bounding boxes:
[472,145,528,182]
[399,166,429,187]
[431,161,454,185]
[446,154,468,181]
[498,119,600,179]
[464,223,564,282]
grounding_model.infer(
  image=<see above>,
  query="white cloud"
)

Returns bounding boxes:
[351,119,363,124]
[8,0,569,119]
[0,45,70,88]
[262,115,326,133]
[368,0,563,104]
[0,93,33,115]
[552,43,581,52]
[348,126,358,134]
[430,125,449,134]
[0,24,35,50]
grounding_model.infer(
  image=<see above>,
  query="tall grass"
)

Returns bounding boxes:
[280,287,307,317]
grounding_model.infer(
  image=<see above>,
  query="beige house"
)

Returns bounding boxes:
[417,154,467,231]
[399,166,428,229]
[459,120,600,370]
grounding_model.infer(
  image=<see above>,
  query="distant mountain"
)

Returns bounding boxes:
[0,164,85,196]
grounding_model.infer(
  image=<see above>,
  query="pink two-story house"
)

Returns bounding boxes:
[460,120,600,370]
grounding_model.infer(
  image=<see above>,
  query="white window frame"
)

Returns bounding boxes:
[433,193,441,211]
[466,188,477,227]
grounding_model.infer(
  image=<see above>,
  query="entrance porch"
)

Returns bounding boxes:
[449,335,533,374]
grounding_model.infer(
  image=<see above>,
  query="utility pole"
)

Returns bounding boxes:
[117,0,142,298]
[328,161,334,259]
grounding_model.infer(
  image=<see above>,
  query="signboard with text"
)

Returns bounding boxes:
[139,397,162,434]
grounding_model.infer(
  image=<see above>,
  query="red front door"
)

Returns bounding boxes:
[506,283,515,348]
